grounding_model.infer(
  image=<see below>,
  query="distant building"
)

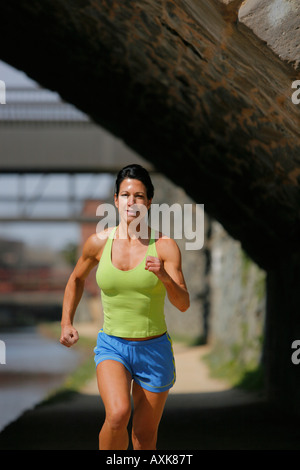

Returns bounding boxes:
[0,237,25,268]
[0,237,72,293]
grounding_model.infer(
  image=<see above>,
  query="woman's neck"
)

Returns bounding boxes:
[117,221,150,241]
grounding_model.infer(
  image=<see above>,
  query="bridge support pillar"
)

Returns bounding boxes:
[264,252,300,415]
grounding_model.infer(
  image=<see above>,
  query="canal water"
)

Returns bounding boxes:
[0,326,81,432]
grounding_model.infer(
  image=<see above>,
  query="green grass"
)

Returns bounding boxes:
[41,355,96,406]
[202,342,265,392]
[59,355,96,393]
[235,364,264,391]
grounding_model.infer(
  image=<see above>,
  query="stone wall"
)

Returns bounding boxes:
[209,220,266,365]
[238,0,300,70]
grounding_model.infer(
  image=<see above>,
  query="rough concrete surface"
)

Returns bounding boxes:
[0,328,299,450]
[239,0,300,69]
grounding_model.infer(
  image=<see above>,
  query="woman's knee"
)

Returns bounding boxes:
[106,402,131,431]
[132,424,157,449]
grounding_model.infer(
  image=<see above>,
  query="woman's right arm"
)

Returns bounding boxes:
[60,233,105,348]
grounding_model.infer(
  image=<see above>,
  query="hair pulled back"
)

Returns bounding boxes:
[114,164,154,200]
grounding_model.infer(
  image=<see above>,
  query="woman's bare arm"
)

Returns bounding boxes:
[146,237,190,312]
[60,232,107,347]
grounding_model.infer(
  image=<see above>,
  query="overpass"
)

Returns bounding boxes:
[1,0,300,416]
[0,86,154,174]
[0,85,155,223]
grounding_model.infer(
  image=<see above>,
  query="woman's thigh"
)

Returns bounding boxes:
[132,381,169,432]
[97,360,132,418]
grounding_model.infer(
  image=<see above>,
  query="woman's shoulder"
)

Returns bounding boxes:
[152,228,176,243]
[152,229,180,256]
[96,225,116,240]
[83,226,116,259]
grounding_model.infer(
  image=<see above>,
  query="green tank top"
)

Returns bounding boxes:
[96,226,167,338]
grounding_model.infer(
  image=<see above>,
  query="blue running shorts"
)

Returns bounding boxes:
[94,330,176,393]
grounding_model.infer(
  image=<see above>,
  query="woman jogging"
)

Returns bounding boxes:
[60,164,190,450]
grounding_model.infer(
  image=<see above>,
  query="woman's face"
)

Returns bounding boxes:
[114,178,152,224]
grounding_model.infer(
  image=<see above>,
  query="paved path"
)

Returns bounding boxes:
[0,326,299,450]
[82,340,261,409]
[82,342,230,394]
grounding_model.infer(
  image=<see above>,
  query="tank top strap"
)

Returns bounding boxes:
[108,226,118,239]
[100,226,117,266]
[148,226,158,257]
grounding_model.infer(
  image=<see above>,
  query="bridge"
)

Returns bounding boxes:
[0,85,154,224]
[0,0,300,419]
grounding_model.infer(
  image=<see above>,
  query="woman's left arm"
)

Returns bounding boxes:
[145,238,190,312]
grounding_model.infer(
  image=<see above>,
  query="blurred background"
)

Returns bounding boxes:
[0,59,266,433]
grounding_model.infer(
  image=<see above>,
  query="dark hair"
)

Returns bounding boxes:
[114,164,154,199]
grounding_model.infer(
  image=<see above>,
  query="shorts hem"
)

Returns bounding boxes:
[94,330,176,393]
[133,378,176,393]
[95,356,132,375]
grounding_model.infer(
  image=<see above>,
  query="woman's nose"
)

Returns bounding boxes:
[127,196,135,205]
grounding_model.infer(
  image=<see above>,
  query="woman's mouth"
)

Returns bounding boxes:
[127,210,137,216]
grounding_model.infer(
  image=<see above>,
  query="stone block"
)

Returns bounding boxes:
[239,0,300,69]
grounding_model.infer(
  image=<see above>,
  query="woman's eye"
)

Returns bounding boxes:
[120,194,144,198]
